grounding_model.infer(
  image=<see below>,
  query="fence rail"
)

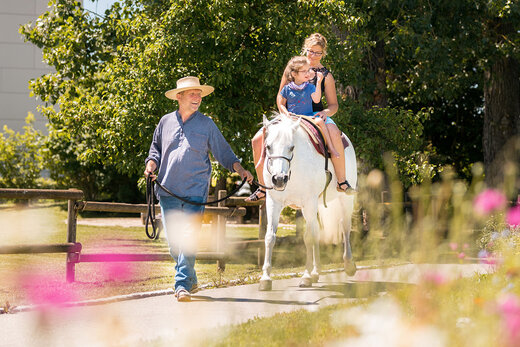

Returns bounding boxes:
[0,188,254,282]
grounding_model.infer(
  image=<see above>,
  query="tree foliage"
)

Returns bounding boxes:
[0,114,45,188]
[19,0,519,197]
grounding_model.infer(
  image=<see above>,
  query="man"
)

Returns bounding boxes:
[144,76,253,302]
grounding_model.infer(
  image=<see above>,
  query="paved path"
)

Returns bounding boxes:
[0,263,493,347]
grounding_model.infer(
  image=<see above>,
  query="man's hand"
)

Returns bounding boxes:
[233,162,254,184]
[144,160,157,180]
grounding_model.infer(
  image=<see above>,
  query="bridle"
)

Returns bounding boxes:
[265,153,293,177]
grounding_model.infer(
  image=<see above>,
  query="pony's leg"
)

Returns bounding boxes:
[342,197,357,276]
[299,202,320,287]
[259,198,283,291]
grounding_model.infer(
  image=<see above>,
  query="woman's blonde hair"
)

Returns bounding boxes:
[283,56,309,83]
[302,33,327,56]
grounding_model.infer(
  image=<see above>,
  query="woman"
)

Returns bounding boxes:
[246,33,352,202]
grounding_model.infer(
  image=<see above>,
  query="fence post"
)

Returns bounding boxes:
[216,190,226,272]
[66,197,79,282]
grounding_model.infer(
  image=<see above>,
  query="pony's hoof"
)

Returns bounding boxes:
[345,260,357,276]
[299,277,312,288]
[311,274,319,283]
[259,280,272,291]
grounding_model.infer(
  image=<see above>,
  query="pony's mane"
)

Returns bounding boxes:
[265,113,300,145]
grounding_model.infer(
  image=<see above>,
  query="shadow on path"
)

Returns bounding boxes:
[191,295,317,306]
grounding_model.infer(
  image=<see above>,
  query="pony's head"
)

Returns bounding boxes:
[263,113,301,190]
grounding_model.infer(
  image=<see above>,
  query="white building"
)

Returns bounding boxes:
[0,0,60,132]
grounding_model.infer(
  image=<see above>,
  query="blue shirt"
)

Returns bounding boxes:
[145,110,239,200]
[280,83,316,117]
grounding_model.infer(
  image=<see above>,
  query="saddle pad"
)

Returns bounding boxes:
[296,116,350,158]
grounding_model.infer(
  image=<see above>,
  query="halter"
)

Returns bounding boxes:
[265,153,294,177]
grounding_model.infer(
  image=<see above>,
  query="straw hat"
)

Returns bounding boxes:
[165,76,214,100]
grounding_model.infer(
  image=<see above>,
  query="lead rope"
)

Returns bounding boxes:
[145,175,160,240]
[145,175,251,240]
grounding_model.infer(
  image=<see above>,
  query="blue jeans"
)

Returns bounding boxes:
[159,195,205,293]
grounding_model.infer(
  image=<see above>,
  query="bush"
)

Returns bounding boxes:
[0,114,45,188]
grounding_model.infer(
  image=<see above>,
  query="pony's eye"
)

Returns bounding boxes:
[266,145,271,152]
[289,146,294,152]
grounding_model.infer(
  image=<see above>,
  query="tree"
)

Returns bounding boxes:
[21,0,435,197]
[0,114,44,188]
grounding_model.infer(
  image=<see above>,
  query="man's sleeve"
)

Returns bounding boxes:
[208,121,239,172]
[145,120,162,167]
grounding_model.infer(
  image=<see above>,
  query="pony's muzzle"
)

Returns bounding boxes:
[272,174,289,190]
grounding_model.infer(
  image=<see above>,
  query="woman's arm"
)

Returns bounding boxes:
[311,71,323,103]
[317,73,338,118]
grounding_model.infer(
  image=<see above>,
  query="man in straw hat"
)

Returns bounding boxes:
[144,76,253,302]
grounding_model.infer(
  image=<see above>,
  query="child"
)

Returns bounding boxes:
[277,56,341,158]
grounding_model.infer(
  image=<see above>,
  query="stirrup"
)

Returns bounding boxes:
[245,188,266,202]
[337,180,356,195]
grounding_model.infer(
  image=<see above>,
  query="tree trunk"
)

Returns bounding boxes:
[367,40,388,108]
[483,56,520,186]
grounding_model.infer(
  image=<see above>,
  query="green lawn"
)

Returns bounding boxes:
[0,204,366,308]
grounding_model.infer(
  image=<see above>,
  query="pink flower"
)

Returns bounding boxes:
[478,249,498,265]
[449,242,458,251]
[498,294,520,346]
[458,252,466,259]
[422,271,447,286]
[18,271,78,307]
[95,253,135,281]
[506,206,520,227]
[473,189,507,215]
[103,262,133,281]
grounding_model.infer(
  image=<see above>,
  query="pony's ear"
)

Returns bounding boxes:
[291,117,301,132]
[263,114,270,128]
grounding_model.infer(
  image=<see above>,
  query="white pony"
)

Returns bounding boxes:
[259,113,358,290]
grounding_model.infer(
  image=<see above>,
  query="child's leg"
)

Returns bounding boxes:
[315,118,340,158]
[327,123,346,184]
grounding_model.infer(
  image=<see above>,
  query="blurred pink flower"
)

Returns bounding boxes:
[422,271,448,286]
[95,254,135,281]
[498,294,520,346]
[449,242,458,251]
[506,206,520,227]
[473,189,507,215]
[458,252,466,259]
[103,262,133,281]
[18,271,78,307]
[463,243,470,250]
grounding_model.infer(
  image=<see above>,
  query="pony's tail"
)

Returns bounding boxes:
[319,193,356,245]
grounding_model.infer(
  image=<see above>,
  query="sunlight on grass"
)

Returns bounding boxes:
[1,140,519,346]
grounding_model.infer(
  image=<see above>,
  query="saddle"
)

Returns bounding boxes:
[296,115,350,157]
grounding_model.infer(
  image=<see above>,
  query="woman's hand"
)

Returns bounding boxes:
[314,111,327,121]
[316,71,324,82]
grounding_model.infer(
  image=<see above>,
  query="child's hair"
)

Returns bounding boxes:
[283,56,309,83]
[302,33,327,56]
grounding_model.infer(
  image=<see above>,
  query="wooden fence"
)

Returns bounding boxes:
[0,188,259,282]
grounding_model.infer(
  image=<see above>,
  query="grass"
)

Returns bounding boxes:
[0,203,376,308]
[193,303,361,347]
